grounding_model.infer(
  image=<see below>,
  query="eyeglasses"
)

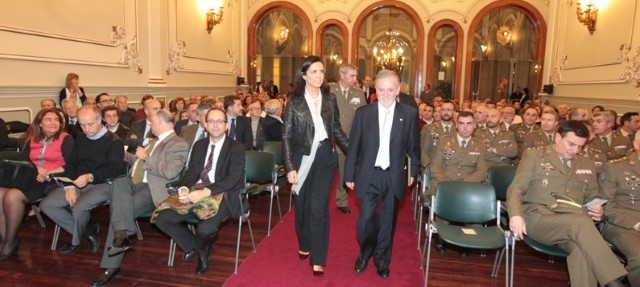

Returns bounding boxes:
[206,119,227,126]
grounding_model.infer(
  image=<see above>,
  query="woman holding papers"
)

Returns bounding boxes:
[0,109,74,260]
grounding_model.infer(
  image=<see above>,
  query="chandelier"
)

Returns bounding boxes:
[372,9,405,75]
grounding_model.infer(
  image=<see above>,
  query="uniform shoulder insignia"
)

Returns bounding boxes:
[531,146,545,150]
[609,157,627,164]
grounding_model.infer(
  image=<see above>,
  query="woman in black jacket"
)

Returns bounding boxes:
[282,55,349,277]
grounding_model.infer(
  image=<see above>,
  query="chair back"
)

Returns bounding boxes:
[487,165,517,200]
[0,150,21,161]
[245,151,275,183]
[434,181,497,223]
[262,141,283,166]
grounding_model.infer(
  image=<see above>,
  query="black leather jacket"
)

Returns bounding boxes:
[282,92,349,172]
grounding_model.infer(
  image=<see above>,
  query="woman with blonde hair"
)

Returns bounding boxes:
[59,73,86,107]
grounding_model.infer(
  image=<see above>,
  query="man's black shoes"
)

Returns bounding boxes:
[354,258,368,274]
[377,266,390,279]
[107,237,131,257]
[91,268,121,287]
[195,244,214,274]
[183,249,196,262]
[87,223,100,254]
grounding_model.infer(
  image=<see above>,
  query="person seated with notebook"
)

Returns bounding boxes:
[0,109,74,261]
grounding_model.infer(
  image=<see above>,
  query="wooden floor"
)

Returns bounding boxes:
[0,188,573,287]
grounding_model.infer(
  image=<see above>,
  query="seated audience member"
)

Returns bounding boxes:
[592,105,605,115]
[247,100,265,150]
[213,100,224,110]
[262,99,284,141]
[500,105,518,130]
[473,108,517,166]
[84,97,97,107]
[568,107,589,122]
[91,109,188,287]
[511,106,540,152]
[557,104,569,123]
[133,95,155,121]
[589,111,633,160]
[41,99,56,110]
[617,112,640,142]
[181,103,212,154]
[114,95,135,127]
[0,109,73,261]
[420,100,456,166]
[175,102,199,136]
[473,104,488,130]
[224,95,253,150]
[155,108,246,275]
[189,95,198,105]
[507,120,627,287]
[169,96,186,123]
[430,111,488,192]
[96,93,114,109]
[61,98,82,139]
[418,103,435,130]
[580,124,607,175]
[600,132,640,286]
[59,72,86,107]
[102,106,137,153]
[130,99,162,149]
[522,108,559,149]
[41,106,124,256]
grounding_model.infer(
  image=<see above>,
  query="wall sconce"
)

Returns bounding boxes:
[576,1,598,34]
[480,44,488,59]
[534,64,541,73]
[496,26,513,46]
[206,6,224,33]
[276,28,290,52]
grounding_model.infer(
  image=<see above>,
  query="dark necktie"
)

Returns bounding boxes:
[200,144,215,184]
[601,136,609,150]
[548,134,553,141]
[444,126,450,134]
[461,140,466,149]
[229,118,237,139]
[342,89,348,100]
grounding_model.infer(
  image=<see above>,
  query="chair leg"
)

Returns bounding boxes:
[51,224,61,250]
[417,205,423,250]
[424,227,435,287]
[267,187,274,237]
[134,219,144,241]
[509,235,515,287]
[275,187,283,223]
[168,239,176,267]
[31,204,46,228]
[235,217,243,274]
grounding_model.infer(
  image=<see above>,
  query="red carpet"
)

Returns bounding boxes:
[224,189,424,287]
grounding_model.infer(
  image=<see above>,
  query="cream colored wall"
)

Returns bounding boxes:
[0,0,240,122]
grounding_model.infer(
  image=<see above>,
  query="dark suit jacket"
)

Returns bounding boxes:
[58,87,86,105]
[64,116,83,139]
[174,119,189,136]
[344,102,421,200]
[130,119,148,148]
[181,137,246,219]
[398,93,418,110]
[229,116,253,150]
[261,115,283,141]
[113,124,137,153]
[118,110,136,128]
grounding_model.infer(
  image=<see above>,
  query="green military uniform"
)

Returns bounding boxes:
[600,154,640,286]
[329,82,366,208]
[473,128,518,166]
[588,132,633,160]
[420,121,454,166]
[522,129,555,150]
[615,129,636,143]
[429,134,488,194]
[580,146,607,175]
[507,146,627,287]
[510,122,541,163]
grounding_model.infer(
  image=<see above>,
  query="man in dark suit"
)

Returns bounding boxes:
[102,106,137,154]
[398,92,418,111]
[155,108,246,275]
[175,102,199,135]
[262,99,283,141]
[114,95,135,128]
[129,99,162,149]
[224,95,253,150]
[61,98,82,139]
[362,75,376,102]
[90,109,188,287]
[344,70,421,279]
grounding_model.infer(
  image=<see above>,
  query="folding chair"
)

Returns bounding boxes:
[245,151,282,236]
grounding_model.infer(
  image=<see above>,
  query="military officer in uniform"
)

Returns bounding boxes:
[600,132,640,286]
[473,108,517,166]
[511,106,540,150]
[420,100,455,166]
[522,108,558,150]
[430,111,488,193]
[589,111,633,160]
[507,120,627,287]
[329,63,366,214]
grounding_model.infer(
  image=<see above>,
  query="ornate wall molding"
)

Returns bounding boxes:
[553,55,568,83]
[620,45,640,88]
[227,50,239,75]
[166,40,186,75]
[110,26,143,74]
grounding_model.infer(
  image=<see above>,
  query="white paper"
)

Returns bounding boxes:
[461,228,477,235]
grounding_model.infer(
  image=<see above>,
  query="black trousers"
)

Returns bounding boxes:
[356,168,399,268]
[294,140,337,266]
[155,199,231,253]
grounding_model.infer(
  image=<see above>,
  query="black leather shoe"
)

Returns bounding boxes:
[195,244,214,275]
[86,224,100,254]
[183,250,196,262]
[354,258,368,274]
[376,266,390,279]
[58,237,85,256]
[107,237,131,257]
[338,206,351,214]
[91,268,121,287]
[298,251,310,260]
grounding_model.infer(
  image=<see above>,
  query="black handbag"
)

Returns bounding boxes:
[0,159,39,190]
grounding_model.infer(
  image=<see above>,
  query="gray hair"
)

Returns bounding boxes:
[196,103,212,116]
[264,99,282,115]
[375,69,399,85]
[78,105,102,122]
[155,109,174,124]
